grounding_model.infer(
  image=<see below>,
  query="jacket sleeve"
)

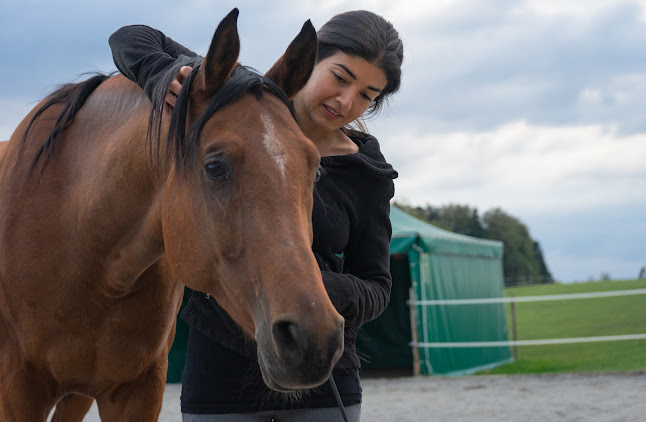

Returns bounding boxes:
[320,198,393,329]
[108,25,198,100]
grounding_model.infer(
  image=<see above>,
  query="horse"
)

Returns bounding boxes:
[0,9,344,421]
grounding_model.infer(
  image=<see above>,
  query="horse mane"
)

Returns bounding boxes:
[20,73,112,173]
[19,57,296,174]
[151,57,297,169]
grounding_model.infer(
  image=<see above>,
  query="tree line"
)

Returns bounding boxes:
[394,202,553,286]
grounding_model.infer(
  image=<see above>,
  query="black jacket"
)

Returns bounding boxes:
[109,25,398,412]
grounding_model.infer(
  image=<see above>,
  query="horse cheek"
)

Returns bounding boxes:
[162,173,213,292]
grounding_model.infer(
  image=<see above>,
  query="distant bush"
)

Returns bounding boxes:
[395,202,553,286]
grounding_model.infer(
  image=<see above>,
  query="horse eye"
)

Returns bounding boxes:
[204,160,230,181]
[315,168,321,183]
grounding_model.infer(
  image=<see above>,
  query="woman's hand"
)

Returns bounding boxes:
[165,66,193,109]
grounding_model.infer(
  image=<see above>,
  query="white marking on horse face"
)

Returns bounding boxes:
[261,113,286,179]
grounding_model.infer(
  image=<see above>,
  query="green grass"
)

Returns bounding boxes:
[478,279,646,375]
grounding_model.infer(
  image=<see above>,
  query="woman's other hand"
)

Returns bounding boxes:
[166,66,193,109]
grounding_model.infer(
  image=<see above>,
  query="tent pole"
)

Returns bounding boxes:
[409,286,421,376]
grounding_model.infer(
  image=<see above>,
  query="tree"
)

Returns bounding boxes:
[482,208,553,284]
[396,202,484,237]
[533,241,553,283]
[394,202,554,285]
[434,204,484,238]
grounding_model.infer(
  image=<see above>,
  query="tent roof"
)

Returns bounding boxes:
[390,205,503,258]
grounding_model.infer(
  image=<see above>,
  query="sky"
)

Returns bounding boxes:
[1,0,645,283]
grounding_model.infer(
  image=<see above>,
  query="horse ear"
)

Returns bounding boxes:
[265,20,317,98]
[195,8,241,97]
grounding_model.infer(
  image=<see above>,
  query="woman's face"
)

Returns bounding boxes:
[292,51,388,133]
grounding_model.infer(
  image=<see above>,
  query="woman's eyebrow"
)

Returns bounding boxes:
[333,63,383,93]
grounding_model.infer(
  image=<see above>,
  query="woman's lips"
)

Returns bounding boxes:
[322,104,343,119]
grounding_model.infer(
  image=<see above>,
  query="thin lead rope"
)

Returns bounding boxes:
[329,374,349,422]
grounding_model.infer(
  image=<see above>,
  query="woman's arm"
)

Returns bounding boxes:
[108,25,198,100]
[321,200,393,329]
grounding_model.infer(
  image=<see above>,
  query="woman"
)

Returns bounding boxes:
[109,9,403,422]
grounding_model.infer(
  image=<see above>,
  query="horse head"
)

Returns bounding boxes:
[160,9,344,391]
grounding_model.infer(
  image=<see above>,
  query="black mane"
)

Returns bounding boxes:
[149,57,297,169]
[21,73,112,173]
[20,56,295,174]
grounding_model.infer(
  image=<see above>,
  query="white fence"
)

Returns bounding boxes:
[408,288,646,349]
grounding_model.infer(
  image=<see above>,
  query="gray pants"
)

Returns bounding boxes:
[182,404,361,422]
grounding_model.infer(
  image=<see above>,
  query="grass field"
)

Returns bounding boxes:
[478,279,646,374]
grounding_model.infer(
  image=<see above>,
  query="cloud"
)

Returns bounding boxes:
[548,250,644,282]
[373,117,646,282]
[393,0,646,134]
[379,120,646,213]
[519,0,645,19]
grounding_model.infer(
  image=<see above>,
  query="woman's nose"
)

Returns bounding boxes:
[336,88,354,110]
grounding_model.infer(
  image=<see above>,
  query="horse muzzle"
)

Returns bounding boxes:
[256,313,344,392]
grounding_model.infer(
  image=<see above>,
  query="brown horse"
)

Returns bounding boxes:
[0,9,344,422]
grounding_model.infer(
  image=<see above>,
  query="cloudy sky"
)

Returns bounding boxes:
[1,0,645,282]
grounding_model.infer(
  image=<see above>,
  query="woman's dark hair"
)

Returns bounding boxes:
[317,10,404,116]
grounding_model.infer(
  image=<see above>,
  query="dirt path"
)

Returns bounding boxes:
[361,372,646,422]
[81,372,646,421]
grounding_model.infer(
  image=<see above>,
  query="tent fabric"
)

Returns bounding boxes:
[356,205,512,376]
[355,255,414,370]
[408,247,512,375]
[389,205,503,258]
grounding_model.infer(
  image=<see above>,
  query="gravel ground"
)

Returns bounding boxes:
[80,372,646,421]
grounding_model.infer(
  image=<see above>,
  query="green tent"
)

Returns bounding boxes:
[167,205,512,382]
[356,205,513,375]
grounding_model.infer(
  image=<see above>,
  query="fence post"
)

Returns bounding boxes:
[511,298,518,359]
[409,287,421,376]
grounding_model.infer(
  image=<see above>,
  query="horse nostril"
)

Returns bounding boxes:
[272,319,308,363]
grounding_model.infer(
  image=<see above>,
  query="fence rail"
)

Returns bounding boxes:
[409,288,646,349]
[407,288,646,306]
[411,334,646,348]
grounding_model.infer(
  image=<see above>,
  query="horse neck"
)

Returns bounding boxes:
[70,78,172,294]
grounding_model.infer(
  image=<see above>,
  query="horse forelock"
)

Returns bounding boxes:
[147,55,203,165]
[158,63,297,170]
